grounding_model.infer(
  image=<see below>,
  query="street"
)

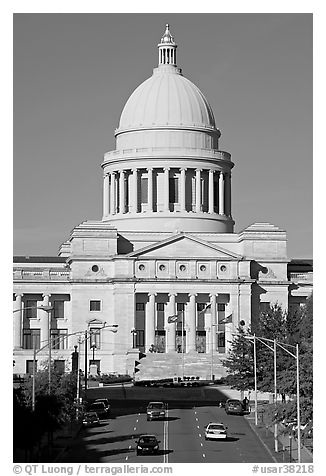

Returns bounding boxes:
[61,388,275,463]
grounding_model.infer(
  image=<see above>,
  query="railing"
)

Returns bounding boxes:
[103,146,231,161]
[289,273,313,282]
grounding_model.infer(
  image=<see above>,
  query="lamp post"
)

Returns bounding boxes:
[13,304,54,409]
[30,323,118,411]
[245,334,278,451]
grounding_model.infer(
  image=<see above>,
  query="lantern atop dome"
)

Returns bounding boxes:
[158,24,177,66]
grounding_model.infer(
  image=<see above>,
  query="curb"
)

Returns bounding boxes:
[244,415,278,463]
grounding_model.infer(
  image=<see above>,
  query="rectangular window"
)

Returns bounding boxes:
[176,303,185,330]
[218,303,226,312]
[136,302,145,311]
[54,360,65,374]
[89,328,101,349]
[157,303,165,312]
[169,177,179,203]
[197,303,206,330]
[53,300,65,319]
[141,177,148,204]
[90,300,101,311]
[51,329,68,350]
[260,302,270,313]
[25,300,38,319]
[23,329,40,349]
[26,360,37,374]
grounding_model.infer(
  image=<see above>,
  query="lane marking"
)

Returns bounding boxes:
[133,427,136,431]
[197,425,200,429]
[200,443,203,447]
[199,433,201,437]
[203,454,206,458]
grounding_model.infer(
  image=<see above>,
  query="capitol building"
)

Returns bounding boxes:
[13,26,312,379]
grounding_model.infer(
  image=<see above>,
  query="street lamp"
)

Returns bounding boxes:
[31,323,118,411]
[245,334,278,452]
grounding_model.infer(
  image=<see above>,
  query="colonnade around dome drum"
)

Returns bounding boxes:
[102,166,232,218]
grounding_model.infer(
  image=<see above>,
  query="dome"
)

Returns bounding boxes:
[116,66,217,134]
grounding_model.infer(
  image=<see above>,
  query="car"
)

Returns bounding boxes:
[204,422,228,440]
[88,401,109,419]
[95,398,111,415]
[146,401,166,421]
[135,434,160,455]
[225,399,243,415]
[82,411,100,427]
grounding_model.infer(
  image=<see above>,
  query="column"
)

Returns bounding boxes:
[145,293,156,352]
[165,293,176,353]
[148,168,153,212]
[180,168,186,211]
[103,174,110,218]
[205,305,212,354]
[195,169,201,213]
[164,168,170,212]
[224,300,233,354]
[132,169,138,213]
[219,171,225,215]
[14,294,23,349]
[119,170,125,214]
[225,173,231,217]
[210,294,217,353]
[40,294,51,347]
[208,169,214,214]
[110,172,116,215]
[187,294,197,352]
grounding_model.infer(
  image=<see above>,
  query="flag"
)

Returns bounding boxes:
[219,314,232,324]
[167,312,183,323]
[198,303,211,315]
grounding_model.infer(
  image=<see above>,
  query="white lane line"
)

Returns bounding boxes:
[133,427,137,431]
[197,425,200,429]
[203,454,206,458]
[199,433,202,437]
[200,443,203,447]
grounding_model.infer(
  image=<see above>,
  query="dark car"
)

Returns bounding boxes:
[95,398,111,415]
[135,434,160,455]
[88,401,108,419]
[82,411,100,427]
[225,399,243,415]
[146,402,166,421]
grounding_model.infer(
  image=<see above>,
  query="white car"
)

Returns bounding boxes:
[205,422,228,440]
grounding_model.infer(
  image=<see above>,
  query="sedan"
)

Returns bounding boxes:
[135,434,160,455]
[205,422,228,440]
[82,412,100,427]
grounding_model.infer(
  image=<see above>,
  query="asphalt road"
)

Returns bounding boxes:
[61,401,274,463]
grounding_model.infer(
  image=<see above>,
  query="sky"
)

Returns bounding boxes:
[13,13,312,259]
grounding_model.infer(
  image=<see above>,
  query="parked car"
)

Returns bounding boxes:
[146,402,166,421]
[225,399,243,415]
[88,401,108,418]
[95,398,110,415]
[204,422,228,440]
[82,411,100,427]
[135,434,160,455]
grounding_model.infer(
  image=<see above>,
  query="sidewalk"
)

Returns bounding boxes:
[245,413,313,463]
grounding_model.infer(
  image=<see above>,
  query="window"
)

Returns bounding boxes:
[169,177,179,203]
[218,303,226,312]
[23,329,40,349]
[92,265,99,272]
[51,329,68,350]
[260,302,270,313]
[25,300,38,319]
[53,300,65,319]
[136,303,145,311]
[89,328,101,349]
[159,264,166,271]
[141,177,148,203]
[54,360,65,374]
[179,264,186,272]
[90,300,101,312]
[26,360,37,374]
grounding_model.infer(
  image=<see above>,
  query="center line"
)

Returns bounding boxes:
[199,433,201,437]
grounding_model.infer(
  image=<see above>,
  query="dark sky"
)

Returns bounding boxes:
[13,13,312,258]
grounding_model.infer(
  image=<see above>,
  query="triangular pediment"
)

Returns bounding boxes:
[127,234,242,260]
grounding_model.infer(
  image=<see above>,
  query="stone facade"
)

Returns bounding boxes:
[13,26,312,379]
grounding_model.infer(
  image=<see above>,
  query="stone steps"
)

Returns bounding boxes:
[134,352,227,380]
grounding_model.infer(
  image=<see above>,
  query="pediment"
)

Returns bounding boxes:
[127,234,242,260]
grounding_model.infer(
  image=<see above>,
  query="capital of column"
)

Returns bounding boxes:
[15,293,23,299]
[148,292,157,297]
[42,293,51,299]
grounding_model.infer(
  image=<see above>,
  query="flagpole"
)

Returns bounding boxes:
[182,311,185,378]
